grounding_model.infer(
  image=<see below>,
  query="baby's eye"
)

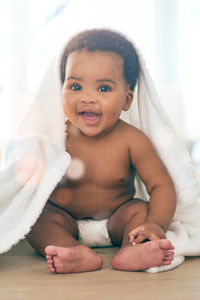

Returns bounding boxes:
[71,84,82,91]
[98,85,111,92]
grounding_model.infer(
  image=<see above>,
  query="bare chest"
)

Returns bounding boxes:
[65,135,134,188]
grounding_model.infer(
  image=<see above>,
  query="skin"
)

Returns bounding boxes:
[27,49,176,273]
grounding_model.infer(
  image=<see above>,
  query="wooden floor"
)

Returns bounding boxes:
[0,240,200,300]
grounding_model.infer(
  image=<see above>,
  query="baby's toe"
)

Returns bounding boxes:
[49,266,56,273]
[163,260,172,266]
[46,254,52,260]
[45,245,58,256]
[159,239,172,250]
[167,251,174,256]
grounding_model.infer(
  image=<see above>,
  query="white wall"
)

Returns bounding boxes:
[0,0,200,150]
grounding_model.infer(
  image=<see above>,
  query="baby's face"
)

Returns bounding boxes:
[62,49,133,138]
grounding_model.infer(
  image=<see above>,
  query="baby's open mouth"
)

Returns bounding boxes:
[79,111,101,125]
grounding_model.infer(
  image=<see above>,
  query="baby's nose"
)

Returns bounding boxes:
[80,95,96,104]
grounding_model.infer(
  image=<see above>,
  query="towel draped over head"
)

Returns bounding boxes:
[1,33,200,273]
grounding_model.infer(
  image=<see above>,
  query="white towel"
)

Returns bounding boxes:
[1,36,200,273]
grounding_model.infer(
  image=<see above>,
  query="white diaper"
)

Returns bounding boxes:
[76,219,113,247]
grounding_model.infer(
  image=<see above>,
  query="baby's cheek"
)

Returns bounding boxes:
[62,99,73,118]
[109,107,122,121]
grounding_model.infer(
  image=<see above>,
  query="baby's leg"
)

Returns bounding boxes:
[27,202,102,273]
[107,199,174,271]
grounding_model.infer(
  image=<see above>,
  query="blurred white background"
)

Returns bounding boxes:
[0,0,200,170]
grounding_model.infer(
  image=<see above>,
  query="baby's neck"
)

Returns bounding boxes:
[67,120,121,142]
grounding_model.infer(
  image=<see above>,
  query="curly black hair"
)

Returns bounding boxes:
[60,29,140,90]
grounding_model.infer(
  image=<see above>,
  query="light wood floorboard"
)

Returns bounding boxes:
[0,240,200,300]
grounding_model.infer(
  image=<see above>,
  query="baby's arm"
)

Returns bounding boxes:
[129,128,177,244]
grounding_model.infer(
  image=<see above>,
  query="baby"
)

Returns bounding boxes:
[27,29,176,273]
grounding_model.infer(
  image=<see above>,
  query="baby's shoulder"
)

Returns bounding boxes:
[118,120,156,155]
[118,119,153,149]
[118,119,146,138]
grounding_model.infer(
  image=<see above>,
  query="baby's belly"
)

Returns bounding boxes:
[49,184,135,220]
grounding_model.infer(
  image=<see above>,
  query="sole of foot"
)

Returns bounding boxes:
[45,244,103,273]
[112,239,174,271]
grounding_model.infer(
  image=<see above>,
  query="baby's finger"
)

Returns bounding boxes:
[128,230,144,244]
[149,232,161,240]
[128,226,144,238]
[128,234,136,244]
[133,232,150,244]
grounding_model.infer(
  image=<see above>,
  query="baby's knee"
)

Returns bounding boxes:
[35,202,78,233]
[131,199,149,219]
[47,204,78,232]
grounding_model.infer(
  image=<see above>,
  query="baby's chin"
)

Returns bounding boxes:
[77,128,106,139]
[79,129,102,138]
[68,120,113,139]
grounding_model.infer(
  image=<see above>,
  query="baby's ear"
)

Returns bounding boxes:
[123,91,134,111]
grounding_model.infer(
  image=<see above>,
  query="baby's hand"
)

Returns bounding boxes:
[128,221,166,245]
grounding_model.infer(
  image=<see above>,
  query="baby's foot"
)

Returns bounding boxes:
[112,239,174,271]
[45,244,103,273]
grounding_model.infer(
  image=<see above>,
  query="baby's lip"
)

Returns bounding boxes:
[78,109,102,125]
[78,108,101,115]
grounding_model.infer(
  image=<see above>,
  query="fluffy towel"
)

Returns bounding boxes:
[1,37,200,273]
